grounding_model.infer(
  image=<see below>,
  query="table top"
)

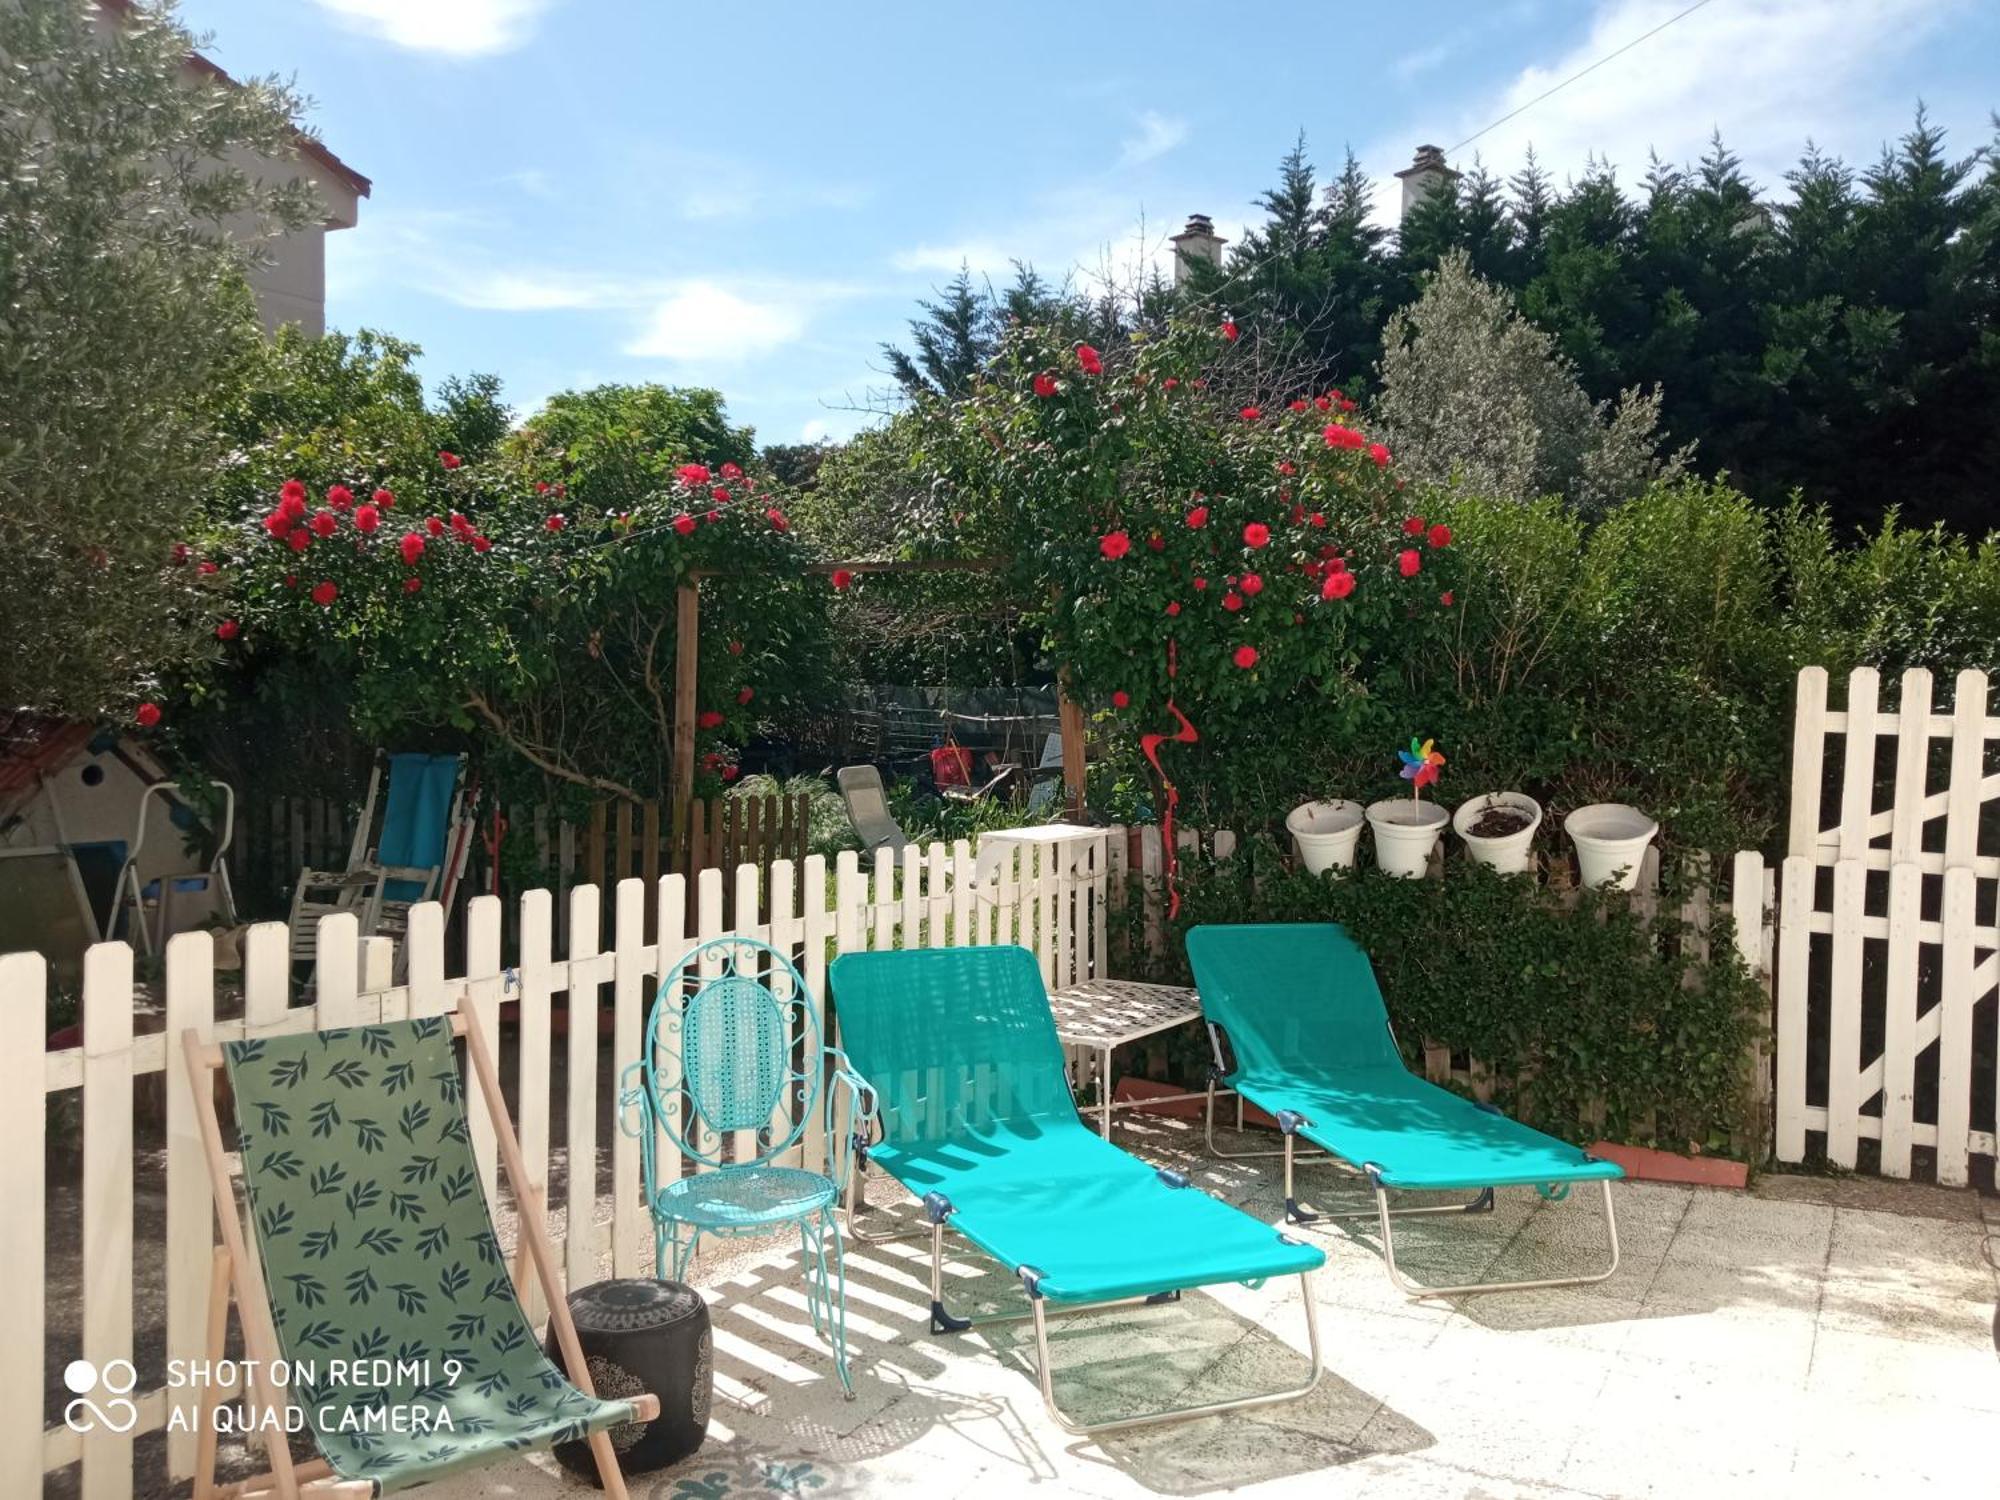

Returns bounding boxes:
[1047,977,1200,1049]
[980,823,1108,846]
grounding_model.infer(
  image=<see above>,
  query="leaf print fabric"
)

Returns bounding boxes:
[225,1016,637,1492]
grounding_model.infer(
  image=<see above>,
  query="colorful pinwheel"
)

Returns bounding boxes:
[1397,736,1446,796]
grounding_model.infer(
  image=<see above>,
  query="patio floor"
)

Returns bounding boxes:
[429,1116,1996,1500]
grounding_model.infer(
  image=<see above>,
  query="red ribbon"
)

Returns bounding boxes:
[1138,639,1200,920]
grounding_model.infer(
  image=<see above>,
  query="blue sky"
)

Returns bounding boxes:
[178,0,1998,448]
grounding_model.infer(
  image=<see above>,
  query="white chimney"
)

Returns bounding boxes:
[1394,145,1459,221]
[1169,214,1226,287]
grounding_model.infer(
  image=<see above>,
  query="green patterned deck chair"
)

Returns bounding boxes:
[182,1005,660,1498]
[828,944,1325,1435]
[620,936,875,1396]
[1185,922,1623,1297]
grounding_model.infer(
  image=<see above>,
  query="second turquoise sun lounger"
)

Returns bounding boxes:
[828,944,1325,1434]
[1186,922,1622,1297]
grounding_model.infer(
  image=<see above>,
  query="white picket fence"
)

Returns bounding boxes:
[1764,666,1999,1183]
[7,834,1118,1499]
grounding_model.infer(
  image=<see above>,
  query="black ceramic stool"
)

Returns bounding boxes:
[546,1278,711,1483]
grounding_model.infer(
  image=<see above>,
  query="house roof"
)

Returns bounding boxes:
[95,0,371,200]
[0,714,99,797]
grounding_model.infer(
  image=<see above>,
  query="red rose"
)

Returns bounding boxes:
[326,484,354,510]
[727,639,744,655]
[1099,530,1131,560]
[1239,406,1261,421]
[262,512,289,538]
[1162,377,1179,391]
[473,535,491,553]
[286,529,311,553]
[425,516,445,537]
[1288,400,1308,412]
[1440,591,1455,606]
[1111,690,1130,709]
[280,478,307,506]
[536,481,551,495]
[1428,523,1452,548]
[372,487,395,509]
[1165,600,1182,616]
[354,504,381,533]
[1277,460,1296,476]
[310,509,338,538]
[280,493,308,523]
[1368,442,1392,468]
[438,450,461,470]
[721,765,740,783]
[1076,344,1103,376]
[1323,424,1363,450]
[1220,320,1239,342]
[311,580,337,606]
[1309,512,1326,528]
[1241,572,1264,596]
[450,512,472,536]
[1403,516,1426,536]
[215,618,239,640]
[698,709,724,729]
[545,514,565,532]
[710,486,731,504]
[1314,395,1331,412]
[738,687,755,705]
[1192,577,1210,592]
[135,702,162,728]
[1243,522,1270,549]
[1339,396,1357,413]
[1233,643,1259,669]
[400,532,425,566]
[1322,569,1357,600]
[676,463,711,488]
[1033,371,1058,398]
[555,482,567,497]
[766,508,789,532]
[170,541,191,565]
[284,573,298,588]
[404,575,422,594]
[1185,505,1209,529]
[1399,549,1422,578]
[721,462,743,480]
[1222,590,1244,612]
[831,568,854,590]
[673,513,696,537]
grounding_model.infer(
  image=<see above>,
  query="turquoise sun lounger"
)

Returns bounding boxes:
[1185,923,1622,1297]
[828,944,1325,1434]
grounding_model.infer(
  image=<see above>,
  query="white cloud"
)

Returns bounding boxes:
[623,282,809,362]
[311,0,551,57]
[891,241,1013,276]
[1392,39,1459,82]
[800,418,831,442]
[1118,110,1190,168]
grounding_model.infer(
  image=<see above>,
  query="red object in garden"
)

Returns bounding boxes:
[1428,523,1452,548]
[727,639,744,655]
[1099,530,1131,560]
[720,765,740,782]
[1323,570,1356,600]
[171,541,191,565]
[697,709,724,729]
[1222,591,1244,612]
[1368,442,1392,467]
[439,450,461,469]
[1033,371,1058,398]
[1403,515,1426,535]
[197,560,219,575]
[830,568,854,590]
[326,484,354,510]
[545,514,565,532]
[1185,505,1209,529]
[766,507,789,532]
[400,532,426,565]
[1241,572,1264,595]
[135,702,162,728]
[673,513,696,537]
[280,478,307,508]
[405,576,422,594]
[372,487,395,509]
[1220,319,1238,341]
[737,687,754,705]
[676,462,711,487]
[310,509,338,537]
[425,516,445,537]
[310,580,337,607]
[262,511,288,538]
[1243,522,1270,549]
[720,462,743,480]
[354,504,381,533]
[1399,549,1422,577]
[1233,644,1259,669]
[1112,690,1130,708]
[216,619,239,640]
[930,742,973,789]
[1323,424,1363,450]
[1165,601,1181,616]
[1076,344,1103,375]
[710,486,731,504]
[286,529,310,553]
[473,535,491,552]
[1239,406,1261,421]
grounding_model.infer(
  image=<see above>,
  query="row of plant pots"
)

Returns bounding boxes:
[1285,795,1658,888]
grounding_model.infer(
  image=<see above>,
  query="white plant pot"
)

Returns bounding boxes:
[1452,792,1543,875]
[1365,799,1449,879]
[1565,802,1659,890]
[1285,799,1365,875]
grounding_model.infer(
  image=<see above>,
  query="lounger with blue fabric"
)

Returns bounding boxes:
[828,944,1325,1434]
[1185,923,1622,1297]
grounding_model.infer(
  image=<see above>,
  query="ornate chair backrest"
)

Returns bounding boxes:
[638,935,822,1174]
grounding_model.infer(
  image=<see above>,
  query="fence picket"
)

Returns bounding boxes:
[464,897,504,1204]
[1825,860,1866,1168]
[0,955,46,1498]
[564,883,602,1286]
[611,879,648,1276]
[81,942,134,1500]
[1775,855,1815,1161]
[1787,666,1829,857]
[1936,867,1978,1186]
[516,889,554,1322]
[1879,862,1922,1175]
[161,933,214,1478]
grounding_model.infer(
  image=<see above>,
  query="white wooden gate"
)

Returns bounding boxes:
[1770,666,1999,1182]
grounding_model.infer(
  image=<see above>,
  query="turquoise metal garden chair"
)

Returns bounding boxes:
[828,943,1325,1435]
[620,936,874,1395]
[1185,922,1623,1297]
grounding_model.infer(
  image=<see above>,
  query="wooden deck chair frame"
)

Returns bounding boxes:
[180,999,661,1499]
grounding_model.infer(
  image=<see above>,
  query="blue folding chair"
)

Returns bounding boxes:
[619,936,875,1395]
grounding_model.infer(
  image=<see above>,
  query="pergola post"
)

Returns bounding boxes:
[672,581,700,820]
[1056,675,1087,817]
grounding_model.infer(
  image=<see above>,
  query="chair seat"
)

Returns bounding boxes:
[654,1165,837,1231]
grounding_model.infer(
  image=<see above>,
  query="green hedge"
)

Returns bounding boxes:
[1120,845,1766,1159]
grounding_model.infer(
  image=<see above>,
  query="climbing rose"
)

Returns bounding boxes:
[1192,577,1209,591]
[284,573,298,589]
[310,509,338,538]
[425,516,445,537]
[1165,601,1181,616]
[720,462,743,480]
[545,514,565,532]
[326,485,354,510]
[677,463,711,488]
[1428,523,1452,549]
[1185,505,1209,529]
[831,568,854,590]
[1222,591,1244,612]
[673,513,696,537]
[710,486,731,504]
[399,532,425,566]
[438,451,461,469]
[1403,515,1426,535]
[1399,549,1422,578]
[1111,690,1130,709]
[536,481,551,495]
[1147,533,1165,552]
[1241,572,1264,596]
[262,512,288,538]
[1099,530,1131,561]
[1309,512,1326,528]
[1232,644,1259,669]
[404,576,422,594]
[765,507,789,532]
[354,504,381,534]
[705,509,720,524]
[1368,442,1391,468]
[472,535,491,553]
[1033,371,1058,398]
[697,709,724,729]
[1239,406,1261,421]
[727,639,744,655]
[1440,591,1455,606]
[1242,522,1270,549]
[279,492,308,523]
[721,765,740,782]
[1288,400,1308,412]
[135,702,162,728]
[1322,570,1356,601]
[1323,424,1363,450]
[310,580,337,606]
[371,487,395,509]
[1162,377,1179,391]
[738,687,755,705]
[1220,320,1239,342]
[1076,344,1103,376]
[286,529,311,553]
[1314,395,1331,412]
[279,478,308,507]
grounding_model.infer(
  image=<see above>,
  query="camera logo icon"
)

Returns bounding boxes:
[63,1358,140,1435]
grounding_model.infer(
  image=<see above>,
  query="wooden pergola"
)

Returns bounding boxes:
[671,558,1088,820]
